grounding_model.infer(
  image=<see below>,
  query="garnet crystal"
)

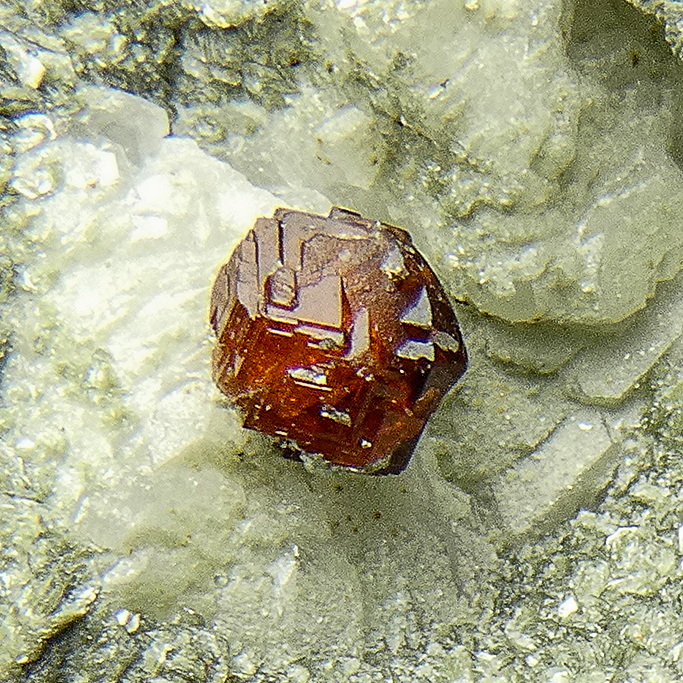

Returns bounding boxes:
[210,207,467,474]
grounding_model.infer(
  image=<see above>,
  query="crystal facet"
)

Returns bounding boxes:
[210,207,467,474]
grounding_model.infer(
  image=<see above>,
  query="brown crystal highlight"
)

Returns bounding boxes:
[210,207,467,474]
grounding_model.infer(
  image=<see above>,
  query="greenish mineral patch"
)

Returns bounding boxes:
[3,0,683,681]
[53,0,318,113]
[627,0,683,59]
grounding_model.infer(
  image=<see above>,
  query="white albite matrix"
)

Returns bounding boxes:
[1,87,475,675]
[3,0,683,679]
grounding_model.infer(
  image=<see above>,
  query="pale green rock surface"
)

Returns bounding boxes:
[2,0,683,681]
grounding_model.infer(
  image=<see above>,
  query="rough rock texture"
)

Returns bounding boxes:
[3,0,683,681]
[172,0,683,325]
[627,0,683,58]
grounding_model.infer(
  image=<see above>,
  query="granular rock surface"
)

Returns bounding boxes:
[3,0,683,681]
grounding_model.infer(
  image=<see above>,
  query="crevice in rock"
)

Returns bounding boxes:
[564,0,683,175]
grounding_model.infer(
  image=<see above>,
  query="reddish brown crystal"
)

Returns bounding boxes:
[210,207,467,474]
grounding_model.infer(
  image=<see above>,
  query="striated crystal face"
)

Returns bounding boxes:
[210,207,467,474]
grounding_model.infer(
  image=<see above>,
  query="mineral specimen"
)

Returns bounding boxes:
[210,207,467,473]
